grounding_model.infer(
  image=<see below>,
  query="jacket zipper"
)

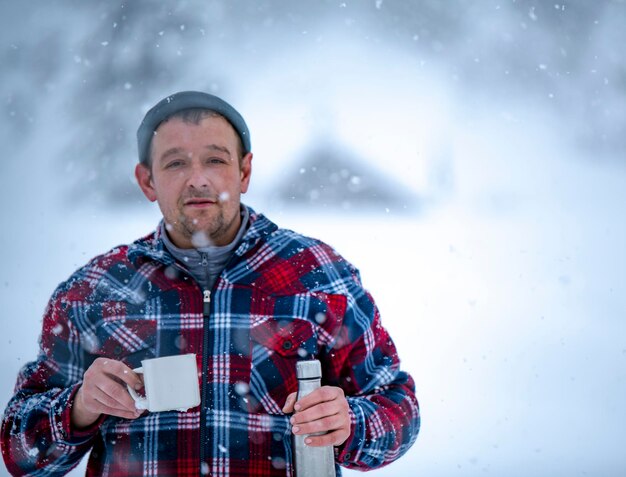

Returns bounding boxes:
[199,252,211,473]
[197,249,245,473]
[200,287,211,474]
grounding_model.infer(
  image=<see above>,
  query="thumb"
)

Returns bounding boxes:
[282,392,297,413]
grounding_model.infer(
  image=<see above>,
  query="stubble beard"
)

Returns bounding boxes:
[175,203,239,247]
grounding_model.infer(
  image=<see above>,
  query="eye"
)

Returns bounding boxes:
[208,157,227,165]
[165,160,184,169]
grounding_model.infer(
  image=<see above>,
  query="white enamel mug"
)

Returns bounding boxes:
[127,353,200,412]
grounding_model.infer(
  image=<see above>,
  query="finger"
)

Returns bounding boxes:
[97,359,144,391]
[94,378,141,413]
[303,428,350,447]
[295,386,342,412]
[93,382,140,414]
[291,399,348,425]
[282,392,297,413]
[92,396,143,420]
[81,384,141,419]
[292,413,346,436]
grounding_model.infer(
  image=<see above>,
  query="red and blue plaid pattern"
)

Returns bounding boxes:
[1,207,419,476]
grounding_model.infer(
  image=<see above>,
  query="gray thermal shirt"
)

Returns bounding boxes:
[160,206,250,291]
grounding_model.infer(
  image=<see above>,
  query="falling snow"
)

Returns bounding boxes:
[2,3,625,477]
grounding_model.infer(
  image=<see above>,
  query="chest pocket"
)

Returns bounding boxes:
[249,317,318,415]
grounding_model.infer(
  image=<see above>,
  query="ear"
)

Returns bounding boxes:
[240,152,253,194]
[135,163,157,202]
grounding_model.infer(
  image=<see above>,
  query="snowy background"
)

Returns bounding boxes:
[1,1,625,476]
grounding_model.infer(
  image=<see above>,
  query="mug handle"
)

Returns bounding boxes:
[126,367,148,410]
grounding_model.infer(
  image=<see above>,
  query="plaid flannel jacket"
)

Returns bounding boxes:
[1,207,419,476]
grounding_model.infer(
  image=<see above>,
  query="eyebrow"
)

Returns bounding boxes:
[205,144,232,157]
[159,147,187,163]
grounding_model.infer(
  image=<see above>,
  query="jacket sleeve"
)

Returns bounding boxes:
[323,268,420,471]
[1,284,99,477]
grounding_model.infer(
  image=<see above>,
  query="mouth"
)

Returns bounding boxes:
[183,198,217,208]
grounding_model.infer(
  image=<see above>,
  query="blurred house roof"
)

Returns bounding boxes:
[271,141,418,213]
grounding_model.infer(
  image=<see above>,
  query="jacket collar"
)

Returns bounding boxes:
[127,204,277,267]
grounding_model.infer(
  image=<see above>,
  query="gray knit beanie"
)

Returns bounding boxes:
[137,91,251,165]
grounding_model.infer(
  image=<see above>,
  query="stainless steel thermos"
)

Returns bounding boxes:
[293,360,336,477]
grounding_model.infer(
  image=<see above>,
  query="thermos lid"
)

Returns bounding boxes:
[296,359,322,379]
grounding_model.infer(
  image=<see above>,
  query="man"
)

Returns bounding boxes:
[1,91,420,476]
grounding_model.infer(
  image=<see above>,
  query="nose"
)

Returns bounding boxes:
[185,161,211,190]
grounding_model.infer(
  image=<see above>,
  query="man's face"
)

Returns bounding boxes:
[135,115,252,248]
